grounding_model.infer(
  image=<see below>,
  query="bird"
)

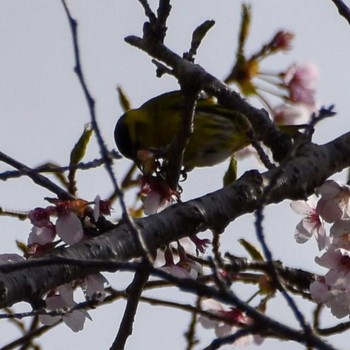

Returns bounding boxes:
[114,90,252,173]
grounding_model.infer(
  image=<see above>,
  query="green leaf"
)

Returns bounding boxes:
[238,4,252,55]
[16,240,27,254]
[69,124,93,166]
[117,86,131,112]
[239,238,264,261]
[223,156,237,186]
[68,124,93,195]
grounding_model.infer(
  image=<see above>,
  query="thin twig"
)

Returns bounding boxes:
[0,151,73,200]
[255,204,311,335]
[202,327,258,350]
[166,91,199,190]
[184,297,200,350]
[0,324,52,350]
[0,151,121,181]
[110,267,151,350]
[61,0,153,262]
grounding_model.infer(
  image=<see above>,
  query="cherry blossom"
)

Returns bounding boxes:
[316,180,350,223]
[290,195,327,250]
[93,195,112,222]
[283,63,319,106]
[83,273,108,301]
[27,204,85,247]
[326,290,350,319]
[161,262,197,279]
[310,278,350,319]
[273,103,313,125]
[28,207,51,227]
[55,211,84,245]
[140,175,178,215]
[329,220,350,250]
[161,245,202,279]
[270,31,294,52]
[40,284,91,332]
[198,299,263,347]
[315,245,350,288]
[310,278,331,304]
[28,224,56,245]
[176,257,203,279]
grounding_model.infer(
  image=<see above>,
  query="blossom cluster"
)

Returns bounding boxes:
[291,180,350,318]
[0,196,111,332]
[224,24,319,128]
[273,62,319,126]
[27,196,111,251]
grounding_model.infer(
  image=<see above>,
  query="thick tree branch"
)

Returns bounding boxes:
[0,133,350,308]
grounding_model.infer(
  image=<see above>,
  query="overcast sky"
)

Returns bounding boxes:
[1,1,350,349]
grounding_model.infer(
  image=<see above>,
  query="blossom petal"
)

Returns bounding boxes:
[316,180,341,199]
[63,310,88,332]
[56,212,84,245]
[28,226,55,245]
[294,220,313,244]
[143,192,162,215]
[93,195,101,222]
[39,313,60,326]
[290,200,313,215]
[84,273,108,300]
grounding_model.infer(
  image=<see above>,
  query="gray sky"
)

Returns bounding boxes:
[1,1,350,349]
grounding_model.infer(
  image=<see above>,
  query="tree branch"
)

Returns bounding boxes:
[0,133,349,308]
[124,35,292,163]
[0,151,73,201]
[330,0,350,25]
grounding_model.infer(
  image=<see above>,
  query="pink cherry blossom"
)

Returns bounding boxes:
[40,284,91,332]
[176,258,203,279]
[198,299,263,346]
[93,195,112,221]
[330,219,350,250]
[325,289,350,318]
[93,195,101,221]
[161,263,197,279]
[143,190,173,215]
[161,245,202,279]
[310,278,350,318]
[273,103,313,125]
[271,31,294,51]
[290,195,327,250]
[310,278,331,304]
[55,212,84,245]
[83,273,108,301]
[140,175,178,215]
[283,63,319,106]
[28,224,56,245]
[28,207,51,227]
[316,180,350,223]
[315,245,350,288]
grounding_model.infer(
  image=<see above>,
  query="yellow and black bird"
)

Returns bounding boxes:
[114,91,252,173]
